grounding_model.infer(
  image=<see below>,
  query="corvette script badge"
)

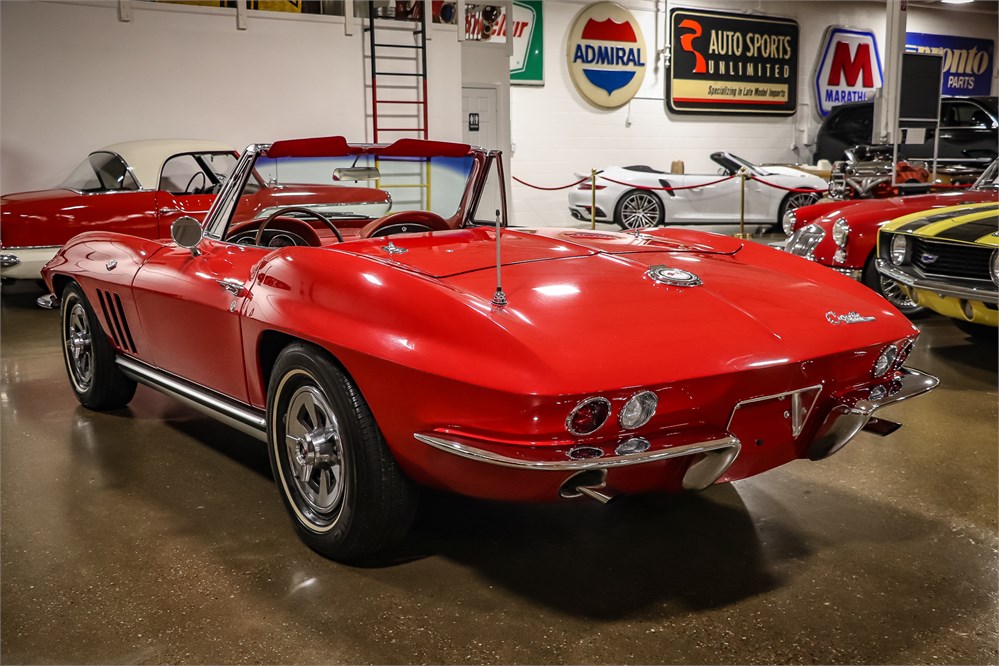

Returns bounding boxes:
[826,311,876,325]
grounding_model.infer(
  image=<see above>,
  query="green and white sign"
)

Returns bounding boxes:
[511,1,543,86]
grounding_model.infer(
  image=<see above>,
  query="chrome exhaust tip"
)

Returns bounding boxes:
[559,469,620,504]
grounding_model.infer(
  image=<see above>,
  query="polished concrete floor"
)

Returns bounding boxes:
[1,280,996,665]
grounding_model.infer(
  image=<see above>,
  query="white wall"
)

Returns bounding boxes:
[508,0,999,227]
[0,0,470,194]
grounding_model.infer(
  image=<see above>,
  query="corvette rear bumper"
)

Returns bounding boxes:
[412,367,938,501]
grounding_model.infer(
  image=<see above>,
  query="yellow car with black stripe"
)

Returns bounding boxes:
[877,200,998,338]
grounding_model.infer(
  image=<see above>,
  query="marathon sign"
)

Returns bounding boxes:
[667,8,798,115]
[814,27,884,117]
[566,2,648,108]
[906,32,994,96]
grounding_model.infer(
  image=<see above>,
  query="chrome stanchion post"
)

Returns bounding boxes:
[590,168,597,230]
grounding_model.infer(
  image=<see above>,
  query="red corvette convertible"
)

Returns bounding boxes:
[784,159,999,314]
[43,136,938,560]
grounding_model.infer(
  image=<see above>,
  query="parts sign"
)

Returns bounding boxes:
[667,8,798,115]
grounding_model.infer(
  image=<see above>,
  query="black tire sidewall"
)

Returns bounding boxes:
[60,281,136,410]
[266,343,416,560]
[268,347,358,544]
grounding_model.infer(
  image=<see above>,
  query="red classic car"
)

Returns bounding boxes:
[784,159,999,314]
[1,140,239,282]
[42,136,938,561]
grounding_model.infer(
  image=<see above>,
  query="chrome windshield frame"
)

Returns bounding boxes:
[203,143,268,240]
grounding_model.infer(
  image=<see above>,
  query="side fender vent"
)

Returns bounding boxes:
[96,290,137,353]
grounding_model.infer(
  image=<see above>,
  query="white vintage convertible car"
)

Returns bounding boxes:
[568,152,827,230]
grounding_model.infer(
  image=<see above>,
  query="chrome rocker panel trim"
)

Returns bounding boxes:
[116,356,267,442]
[807,366,939,461]
[876,259,999,304]
[414,433,742,492]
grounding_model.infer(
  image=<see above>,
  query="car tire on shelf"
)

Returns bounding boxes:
[861,254,927,318]
[615,190,664,229]
[266,343,418,561]
[60,281,137,410]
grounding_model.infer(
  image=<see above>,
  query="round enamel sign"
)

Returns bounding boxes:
[566,2,648,108]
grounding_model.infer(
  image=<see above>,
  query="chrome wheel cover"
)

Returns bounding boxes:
[785,192,818,212]
[879,275,920,313]
[620,192,661,228]
[64,300,94,392]
[283,384,346,524]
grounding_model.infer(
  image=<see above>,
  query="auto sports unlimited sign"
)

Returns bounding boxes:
[814,27,884,117]
[566,2,648,109]
[906,32,993,97]
[667,8,798,115]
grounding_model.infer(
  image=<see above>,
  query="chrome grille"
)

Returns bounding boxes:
[910,237,992,282]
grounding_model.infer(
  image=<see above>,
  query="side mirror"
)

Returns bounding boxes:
[171,216,204,256]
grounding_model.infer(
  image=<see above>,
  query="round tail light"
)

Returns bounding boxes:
[619,391,658,430]
[873,345,898,378]
[566,397,611,436]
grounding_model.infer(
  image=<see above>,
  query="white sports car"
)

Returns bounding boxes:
[568,152,827,230]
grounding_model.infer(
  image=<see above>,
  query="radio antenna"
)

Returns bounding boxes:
[490,151,509,308]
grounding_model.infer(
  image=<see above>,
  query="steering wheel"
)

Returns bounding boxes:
[255,207,344,246]
[358,210,450,239]
[184,171,208,194]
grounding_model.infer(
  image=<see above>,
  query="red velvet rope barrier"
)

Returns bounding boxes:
[746,175,824,193]
[512,175,589,191]
[597,174,737,191]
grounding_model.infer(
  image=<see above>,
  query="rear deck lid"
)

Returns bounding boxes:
[341,227,743,278]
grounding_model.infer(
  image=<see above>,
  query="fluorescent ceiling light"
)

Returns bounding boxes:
[940,0,974,5]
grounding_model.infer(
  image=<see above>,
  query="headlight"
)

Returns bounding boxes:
[619,391,657,430]
[782,209,797,236]
[991,250,999,287]
[832,218,850,247]
[890,234,910,265]
[566,397,611,435]
[872,345,898,378]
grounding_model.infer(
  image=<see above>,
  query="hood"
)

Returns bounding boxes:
[816,190,999,228]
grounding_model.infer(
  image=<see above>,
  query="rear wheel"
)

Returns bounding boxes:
[266,343,417,561]
[60,281,136,409]
[615,190,664,229]
[861,253,926,318]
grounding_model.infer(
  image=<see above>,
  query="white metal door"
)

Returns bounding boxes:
[462,87,498,151]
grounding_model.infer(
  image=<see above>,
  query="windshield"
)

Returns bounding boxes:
[973,159,999,190]
[227,152,476,228]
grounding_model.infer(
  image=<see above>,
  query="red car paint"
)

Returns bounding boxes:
[789,189,999,270]
[42,137,936,508]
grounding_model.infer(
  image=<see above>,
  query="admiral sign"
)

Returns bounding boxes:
[566,2,648,109]
[814,27,884,117]
[667,8,798,115]
[906,32,994,96]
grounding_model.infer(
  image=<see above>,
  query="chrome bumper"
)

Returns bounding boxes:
[807,366,939,460]
[416,366,938,495]
[876,259,999,305]
[414,433,742,491]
